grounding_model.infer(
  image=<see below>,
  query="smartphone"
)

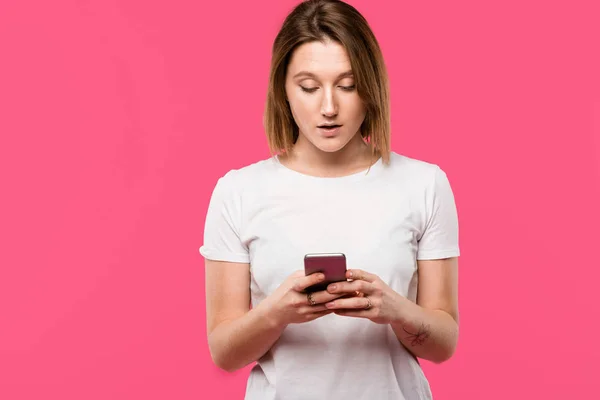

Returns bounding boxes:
[304,253,347,293]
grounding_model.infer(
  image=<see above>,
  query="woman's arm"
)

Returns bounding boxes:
[205,260,337,372]
[389,257,459,363]
[205,259,285,372]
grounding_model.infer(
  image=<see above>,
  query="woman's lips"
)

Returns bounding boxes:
[317,125,342,136]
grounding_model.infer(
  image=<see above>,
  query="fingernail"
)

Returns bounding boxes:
[318,274,325,280]
[326,301,335,308]
[348,271,353,277]
[329,284,337,291]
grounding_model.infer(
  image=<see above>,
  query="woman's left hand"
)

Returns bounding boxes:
[325,269,405,324]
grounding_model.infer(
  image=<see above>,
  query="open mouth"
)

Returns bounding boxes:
[318,125,341,129]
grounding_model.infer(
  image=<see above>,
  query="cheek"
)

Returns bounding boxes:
[289,100,314,126]
[344,99,367,123]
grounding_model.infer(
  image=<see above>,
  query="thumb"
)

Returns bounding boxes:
[291,270,304,278]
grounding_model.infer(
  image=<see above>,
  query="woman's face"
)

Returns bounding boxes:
[284,39,367,153]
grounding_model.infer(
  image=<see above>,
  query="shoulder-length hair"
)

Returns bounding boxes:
[263,0,391,164]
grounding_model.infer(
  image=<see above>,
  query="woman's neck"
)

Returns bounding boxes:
[279,135,379,178]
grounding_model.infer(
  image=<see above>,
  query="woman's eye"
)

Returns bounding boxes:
[300,85,356,93]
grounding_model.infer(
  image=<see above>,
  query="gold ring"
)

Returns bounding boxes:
[364,296,372,310]
[307,292,316,306]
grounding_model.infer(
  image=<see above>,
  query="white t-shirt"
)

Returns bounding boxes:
[199,151,460,400]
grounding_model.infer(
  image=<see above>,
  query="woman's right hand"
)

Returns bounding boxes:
[261,270,347,328]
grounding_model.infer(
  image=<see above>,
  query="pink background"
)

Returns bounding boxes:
[1,0,599,398]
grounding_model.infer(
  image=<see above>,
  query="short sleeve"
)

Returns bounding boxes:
[416,166,460,260]
[199,172,250,263]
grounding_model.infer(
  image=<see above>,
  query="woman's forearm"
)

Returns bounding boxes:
[208,303,285,372]
[390,297,459,364]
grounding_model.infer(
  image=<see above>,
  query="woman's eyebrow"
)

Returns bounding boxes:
[292,70,354,79]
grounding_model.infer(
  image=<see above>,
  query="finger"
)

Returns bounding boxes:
[333,309,370,318]
[309,290,350,304]
[325,296,372,310]
[300,304,330,313]
[293,272,325,292]
[327,280,373,295]
[347,269,378,283]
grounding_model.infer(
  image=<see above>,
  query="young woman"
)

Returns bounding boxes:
[200,1,460,399]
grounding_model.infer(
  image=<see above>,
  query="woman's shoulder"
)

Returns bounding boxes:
[213,156,279,189]
[388,151,444,178]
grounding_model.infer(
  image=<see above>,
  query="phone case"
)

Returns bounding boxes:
[303,253,347,293]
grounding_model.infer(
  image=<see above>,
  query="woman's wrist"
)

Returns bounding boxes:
[389,292,415,327]
[255,299,288,331]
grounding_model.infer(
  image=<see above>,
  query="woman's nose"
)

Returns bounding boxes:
[320,91,338,117]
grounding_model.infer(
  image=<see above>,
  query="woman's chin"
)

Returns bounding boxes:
[313,138,349,153]
[316,144,345,153]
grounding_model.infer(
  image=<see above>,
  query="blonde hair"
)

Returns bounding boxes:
[263,0,391,164]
